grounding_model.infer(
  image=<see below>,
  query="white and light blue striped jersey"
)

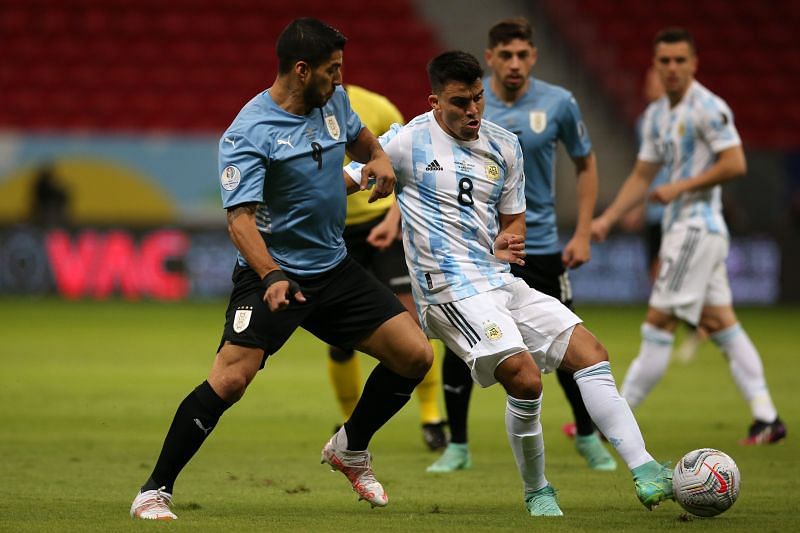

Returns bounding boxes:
[345,111,526,305]
[218,86,363,276]
[483,77,592,254]
[639,81,741,235]
[635,113,669,225]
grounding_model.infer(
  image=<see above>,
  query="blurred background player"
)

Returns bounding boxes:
[328,84,447,450]
[429,17,616,474]
[591,27,786,446]
[621,66,707,364]
[348,50,675,515]
[30,163,70,228]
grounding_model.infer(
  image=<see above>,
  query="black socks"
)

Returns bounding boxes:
[343,364,422,450]
[142,380,230,493]
[442,347,474,444]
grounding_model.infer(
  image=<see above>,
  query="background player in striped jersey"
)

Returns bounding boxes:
[591,27,786,445]
[621,66,707,363]
[327,84,446,450]
[429,17,616,475]
[346,50,674,517]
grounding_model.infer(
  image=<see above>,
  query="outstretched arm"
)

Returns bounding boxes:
[563,152,598,269]
[591,160,661,241]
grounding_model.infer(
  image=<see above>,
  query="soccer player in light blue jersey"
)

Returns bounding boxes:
[347,50,674,517]
[432,17,616,474]
[130,18,433,520]
[592,28,785,446]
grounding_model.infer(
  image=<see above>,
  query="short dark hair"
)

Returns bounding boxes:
[427,51,484,93]
[653,27,697,55]
[276,17,347,74]
[488,17,534,48]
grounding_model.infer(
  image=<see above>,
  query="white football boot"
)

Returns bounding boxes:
[130,486,178,520]
[321,433,388,508]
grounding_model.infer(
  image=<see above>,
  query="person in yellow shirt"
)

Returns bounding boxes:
[327,84,447,450]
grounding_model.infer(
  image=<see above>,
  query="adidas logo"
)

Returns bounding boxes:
[425,159,443,171]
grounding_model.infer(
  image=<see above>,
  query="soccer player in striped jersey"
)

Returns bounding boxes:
[591,28,785,445]
[326,85,446,451]
[431,17,616,474]
[346,50,674,516]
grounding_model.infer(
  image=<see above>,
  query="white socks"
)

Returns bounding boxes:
[621,323,675,409]
[710,323,778,422]
[505,395,547,493]
[574,361,654,470]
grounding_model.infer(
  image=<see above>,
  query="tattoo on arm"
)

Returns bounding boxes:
[227,204,257,224]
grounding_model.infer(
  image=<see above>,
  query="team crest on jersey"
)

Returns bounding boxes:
[483,321,503,341]
[324,114,340,140]
[485,162,500,181]
[233,306,253,333]
[677,121,685,137]
[529,111,547,134]
[220,165,241,191]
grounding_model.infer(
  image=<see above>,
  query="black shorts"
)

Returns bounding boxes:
[510,252,574,309]
[218,256,406,364]
[344,215,411,294]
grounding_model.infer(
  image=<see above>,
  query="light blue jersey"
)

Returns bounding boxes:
[639,81,740,235]
[483,77,592,254]
[345,112,526,305]
[218,86,363,276]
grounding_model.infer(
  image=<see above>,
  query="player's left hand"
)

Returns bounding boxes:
[649,182,683,204]
[366,217,400,250]
[361,155,396,203]
[562,236,591,269]
[494,232,526,265]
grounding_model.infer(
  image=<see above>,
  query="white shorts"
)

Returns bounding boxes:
[420,279,582,387]
[650,224,732,325]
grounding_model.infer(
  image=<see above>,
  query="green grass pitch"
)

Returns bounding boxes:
[0,298,797,532]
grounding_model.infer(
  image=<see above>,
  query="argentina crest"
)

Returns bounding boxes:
[233,306,253,333]
[324,114,341,140]
[485,161,500,182]
[483,321,503,341]
[529,110,547,134]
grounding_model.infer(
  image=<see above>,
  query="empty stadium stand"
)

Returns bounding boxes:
[0,0,441,132]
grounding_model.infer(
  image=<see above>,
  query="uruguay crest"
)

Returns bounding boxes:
[325,114,341,140]
[530,110,547,134]
[233,306,252,333]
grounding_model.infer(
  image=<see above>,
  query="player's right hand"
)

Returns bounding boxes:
[361,154,396,203]
[493,232,526,265]
[261,270,306,312]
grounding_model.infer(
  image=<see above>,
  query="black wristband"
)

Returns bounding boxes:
[261,270,301,295]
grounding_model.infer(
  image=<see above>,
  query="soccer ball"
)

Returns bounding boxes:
[672,448,740,517]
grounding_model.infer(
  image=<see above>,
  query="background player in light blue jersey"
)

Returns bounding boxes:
[347,50,674,517]
[432,17,616,475]
[592,28,785,446]
[131,18,433,520]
